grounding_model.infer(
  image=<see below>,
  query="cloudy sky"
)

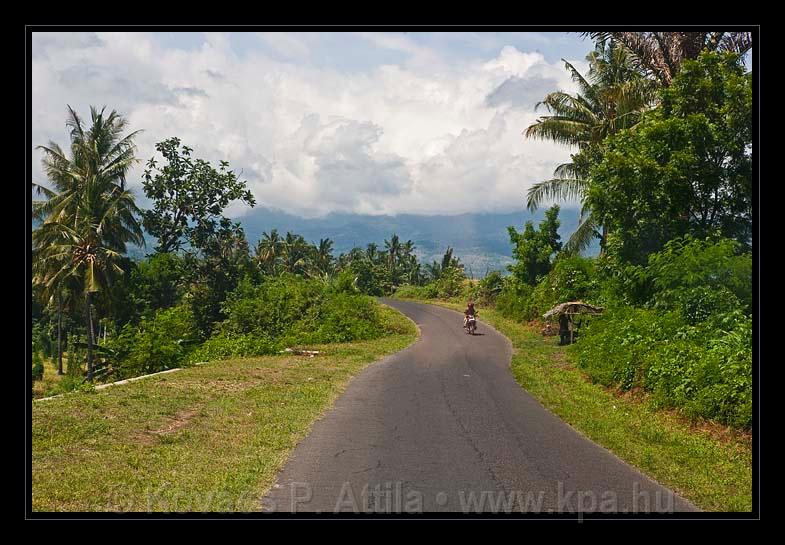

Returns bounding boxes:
[31,31,593,219]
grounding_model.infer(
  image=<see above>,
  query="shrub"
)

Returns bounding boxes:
[434,267,466,299]
[572,306,751,428]
[394,284,438,300]
[329,270,360,294]
[495,277,536,321]
[292,292,385,344]
[187,332,280,363]
[32,346,44,382]
[219,275,324,337]
[647,235,751,315]
[193,276,392,362]
[66,333,85,377]
[110,305,199,378]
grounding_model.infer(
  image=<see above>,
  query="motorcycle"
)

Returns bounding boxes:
[464,314,477,335]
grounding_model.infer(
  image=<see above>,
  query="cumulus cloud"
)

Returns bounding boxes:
[31,32,584,218]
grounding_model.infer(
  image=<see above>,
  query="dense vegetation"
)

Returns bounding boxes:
[31,34,753,431]
[30,112,438,397]
[394,42,753,430]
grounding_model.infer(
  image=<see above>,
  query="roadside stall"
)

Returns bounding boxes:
[542,301,604,345]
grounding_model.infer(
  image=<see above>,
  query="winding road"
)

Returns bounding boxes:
[262,299,697,514]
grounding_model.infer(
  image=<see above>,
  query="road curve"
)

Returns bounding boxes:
[262,299,698,514]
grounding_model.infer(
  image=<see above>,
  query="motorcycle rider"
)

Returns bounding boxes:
[464,300,477,329]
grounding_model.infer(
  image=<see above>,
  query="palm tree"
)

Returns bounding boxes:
[524,39,656,254]
[384,234,402,271]
[281,232,310,275]
[33,106,141,226]
[32,105,143,381]
[365,242,379,263]
[583,32,752,87]
[313,238,334,277]
[255,229,283,275]
[383,234,403,287]
[34,203,140,380]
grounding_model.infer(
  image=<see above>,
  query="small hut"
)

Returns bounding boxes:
[542,301,604,345]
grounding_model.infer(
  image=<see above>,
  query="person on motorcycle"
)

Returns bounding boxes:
[464,301,477,328]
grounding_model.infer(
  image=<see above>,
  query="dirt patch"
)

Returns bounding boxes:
[135,407,201,445]
[550,351,574,370]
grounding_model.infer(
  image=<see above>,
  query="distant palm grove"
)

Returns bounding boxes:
[32,33,752,430]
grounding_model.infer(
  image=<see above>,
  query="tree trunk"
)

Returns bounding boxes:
[86,292,94,382]
[57,291,63,375]
[599,224,608,257]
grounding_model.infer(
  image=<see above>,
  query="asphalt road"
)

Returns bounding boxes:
[262,299,698,514]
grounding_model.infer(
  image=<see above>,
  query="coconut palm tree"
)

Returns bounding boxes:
[383,234,404,286]
[313,238,335,277]
[255,229,283,275]
[365,242,379,263]
[524,39,656,254]
[281,232,310,275]
[34,212,138,380]
[582,31,752,87]
[32,105,143,380]
[33,106,141,226]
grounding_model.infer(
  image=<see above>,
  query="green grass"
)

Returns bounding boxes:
[31,304,418,512]
[395,296,752,512]
[33,356,69,399]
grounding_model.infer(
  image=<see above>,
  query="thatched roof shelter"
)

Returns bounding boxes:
[542,301,604,320]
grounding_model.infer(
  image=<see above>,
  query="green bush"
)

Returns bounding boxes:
[50,374,89,396]
[191,276,393,362]
[394,284,438,300]
[187,332,280,363]
[292,292,385,344]
[477,271,505,302]
[434,267,466,299]
[572,306,751,428]
[32,347,44,382]
[329,270,360,294]
[66,333,85,377]
[219,275,324,337]
[495,277,536,321]
[110,305,199,378]
[647,236,751,315]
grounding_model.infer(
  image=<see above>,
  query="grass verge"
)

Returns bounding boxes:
[31,303,418,512]
[395,296,752,512]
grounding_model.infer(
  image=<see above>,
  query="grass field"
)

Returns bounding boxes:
[395,296,753,512]
[31,304,418,512]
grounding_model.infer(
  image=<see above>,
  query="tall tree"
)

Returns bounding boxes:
[312,238,335,277]
[32,106,143,380]
[583,32,752,87]
[141,137,256,254]
[255,229,283,275]
[524,39,656,254]
[507,205,562,285]
[586,52,752,264]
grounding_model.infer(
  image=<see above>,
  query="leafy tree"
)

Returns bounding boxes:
[186,219,255,338]
[587,52,751,264]
[524,39,657,254]
[583,31,752,87]
[507,205,562,285]
[128,252,186,318]
[141,137,256,253]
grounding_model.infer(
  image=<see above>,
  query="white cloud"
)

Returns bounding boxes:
[31,32,582,218]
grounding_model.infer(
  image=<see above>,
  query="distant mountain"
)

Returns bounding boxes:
[238,206,600,277]
[33,207,600,276]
